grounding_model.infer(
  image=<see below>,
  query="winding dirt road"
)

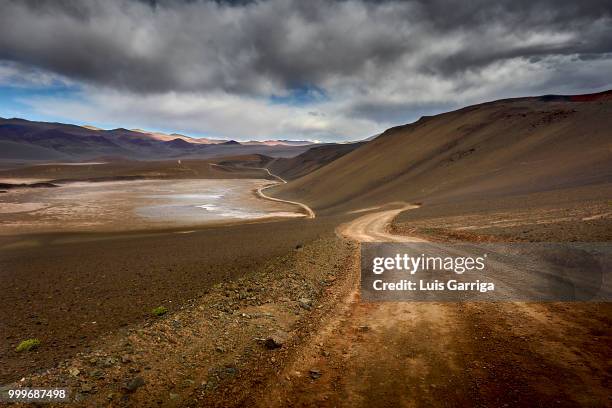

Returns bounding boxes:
[209,162,315,219]
[257,204,611,407]
[337,203,426,242]
[256,168,316,219]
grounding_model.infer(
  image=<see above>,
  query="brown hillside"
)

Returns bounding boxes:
[269,142,365,180]
[272,91,612,214]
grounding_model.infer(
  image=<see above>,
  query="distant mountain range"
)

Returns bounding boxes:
[128,128,314,146]
[0,118,321,162]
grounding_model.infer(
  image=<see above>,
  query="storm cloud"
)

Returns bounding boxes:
[0,0,611,140]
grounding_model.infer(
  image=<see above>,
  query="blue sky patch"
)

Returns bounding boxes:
[269,85,328,106]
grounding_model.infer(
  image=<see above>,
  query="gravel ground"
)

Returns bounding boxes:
[0,216,347,384]
[392,184,612,242]
[5,233,356,407]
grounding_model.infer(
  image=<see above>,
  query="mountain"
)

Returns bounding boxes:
[360,133,381,142]
[243,140,315,146]
[269,142,365,180]
[164,138,196,149]
[0,118,319,162]
[272,90,612,214]
[130,129,226,144]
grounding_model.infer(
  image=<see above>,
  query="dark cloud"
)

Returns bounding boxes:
[1,0,611,141]
[1,0,610,95]
[346,101,456,124]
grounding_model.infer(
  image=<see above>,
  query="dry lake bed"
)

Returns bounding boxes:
[0,179,304,234]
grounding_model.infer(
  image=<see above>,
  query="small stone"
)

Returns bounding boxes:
[121,355,132,364]
[68,367,80,377]
[100,357,115,368]
[89,369,105,379]
[357,325,370,332]
[215,346,225,353]
[309,369,322,380]
[264,332,287,349]
[299,298,313,310]
[124,376,146,392]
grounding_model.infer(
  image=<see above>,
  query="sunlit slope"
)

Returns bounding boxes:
[273,91,612,214]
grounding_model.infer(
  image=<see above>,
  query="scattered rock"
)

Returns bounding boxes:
[121,354,133,364]
[215,346,226,353]
[80,383,93,393]
[358,325,370,332]
[309,369,322,380]
[89,369,105,380]
[124,376,146,392]
[68,367,80,377]
[264,332,287,349]
[100,357,116,368]
[299,298,313,310]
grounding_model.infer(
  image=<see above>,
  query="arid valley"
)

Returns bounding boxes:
[1,1,611,406]
[1,90,611,407]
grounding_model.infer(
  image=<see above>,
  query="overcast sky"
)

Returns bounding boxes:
[0,0,611,141]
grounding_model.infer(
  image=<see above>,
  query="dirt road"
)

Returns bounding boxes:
[210,162,316,219]
[337,203,425,242]
[255,205,612,407]
[6,198,609,407]
[257,180,316,219]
